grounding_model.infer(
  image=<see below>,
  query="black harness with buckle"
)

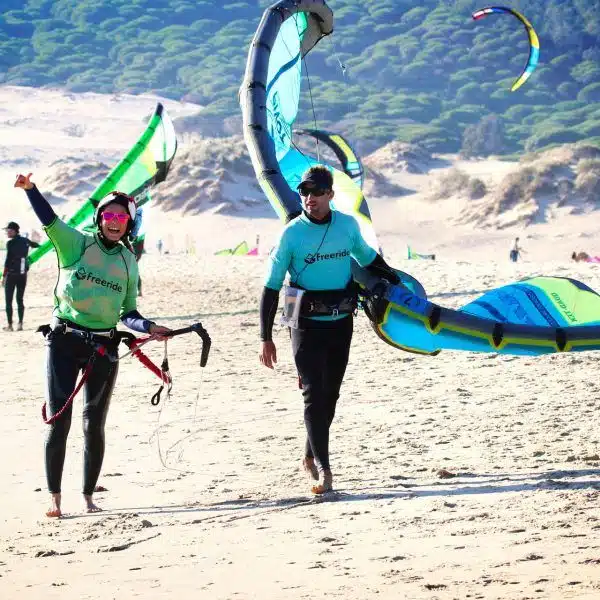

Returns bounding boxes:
[297,285,358,317]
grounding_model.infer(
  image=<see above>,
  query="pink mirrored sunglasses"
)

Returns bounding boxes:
[102,212,130,223]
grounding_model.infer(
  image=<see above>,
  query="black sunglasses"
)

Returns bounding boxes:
[299,185,331,197]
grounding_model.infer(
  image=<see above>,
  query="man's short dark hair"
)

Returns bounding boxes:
[297,166,333,191]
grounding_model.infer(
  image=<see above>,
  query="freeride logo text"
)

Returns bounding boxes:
[304,249,350,265]
[75,267,123,292]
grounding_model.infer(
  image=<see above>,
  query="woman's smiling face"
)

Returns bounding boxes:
[100,202,129,242]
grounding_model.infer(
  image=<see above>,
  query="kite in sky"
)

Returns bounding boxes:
[472,6,540,91]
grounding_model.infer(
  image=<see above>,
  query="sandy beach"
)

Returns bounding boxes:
[1,86,600,599]
[2,240,600,599]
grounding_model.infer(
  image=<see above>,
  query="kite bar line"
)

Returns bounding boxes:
[118,322,211,406]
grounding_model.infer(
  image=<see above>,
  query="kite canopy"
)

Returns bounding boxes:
[472,6,540,92]
[28,103,177,266]
[355,271,600,356]
[240,0,378,250]
[407,245,436,261]
[90,102,177,206]
[214,241,250,256]
[461,277,600,328]
[240,0,333,221]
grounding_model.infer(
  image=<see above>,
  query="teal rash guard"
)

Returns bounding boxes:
[264,210,376,321]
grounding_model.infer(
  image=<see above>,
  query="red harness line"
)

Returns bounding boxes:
[127,337,173,384]
[42,337,171,425]
[42,346,107,425]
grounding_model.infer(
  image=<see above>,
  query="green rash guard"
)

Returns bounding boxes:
[264,210,376,320]
[44,217,139,330]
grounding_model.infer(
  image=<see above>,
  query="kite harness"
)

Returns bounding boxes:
[38,321,211,423]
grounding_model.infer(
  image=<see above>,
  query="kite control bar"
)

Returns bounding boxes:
[118,322,211,367]
[162,322,212,367]
[36,321,212,418]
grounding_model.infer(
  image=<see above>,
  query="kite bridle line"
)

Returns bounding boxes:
[301,43,321,164]
[125,321,211,473]
[289,10,359,180]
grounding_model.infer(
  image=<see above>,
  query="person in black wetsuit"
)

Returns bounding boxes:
[258,166,399,494]
[132,237,144,296]
[510,237,524,262]
[130,206,145,296]
[14,172,172,518]
[3,221,40,331]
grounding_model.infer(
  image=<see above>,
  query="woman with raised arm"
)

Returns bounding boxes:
[14,173,171,518]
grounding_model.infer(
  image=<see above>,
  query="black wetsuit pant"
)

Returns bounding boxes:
[4,273,26,325]
[291,315,353,472]
[45,331,119,495]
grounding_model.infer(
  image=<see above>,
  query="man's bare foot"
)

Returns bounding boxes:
[311,469,333,495]
[302,457,319,481]
[46,492,62,518]
[83,494,103,513]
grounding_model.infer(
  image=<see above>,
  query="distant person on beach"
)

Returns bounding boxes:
[14,172,171,518]
[132,236,144,295]
[572,251,590,262]
[258,165,399,495]
[157,238,163,255]
[130,207,145,296]
[510,237,523,262]
[3,220,40,331]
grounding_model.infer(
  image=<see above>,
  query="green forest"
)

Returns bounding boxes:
[1,0,599,155]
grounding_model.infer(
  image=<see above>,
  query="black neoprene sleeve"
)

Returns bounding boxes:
[364,253,400,284]
[259,287,280,341]
[25,185,57,226]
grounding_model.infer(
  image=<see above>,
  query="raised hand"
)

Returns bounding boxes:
[14,173,34,190]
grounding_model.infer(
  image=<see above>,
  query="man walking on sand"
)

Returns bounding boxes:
[258,165,400,495]
[3,221,40,331]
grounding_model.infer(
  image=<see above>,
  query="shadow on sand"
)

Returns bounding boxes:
[68,468,600,521]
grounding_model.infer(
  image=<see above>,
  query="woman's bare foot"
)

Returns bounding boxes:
[302,457,319,481]
[46,493,62,518]
[311,469,333,495]
[83,494,103,513]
